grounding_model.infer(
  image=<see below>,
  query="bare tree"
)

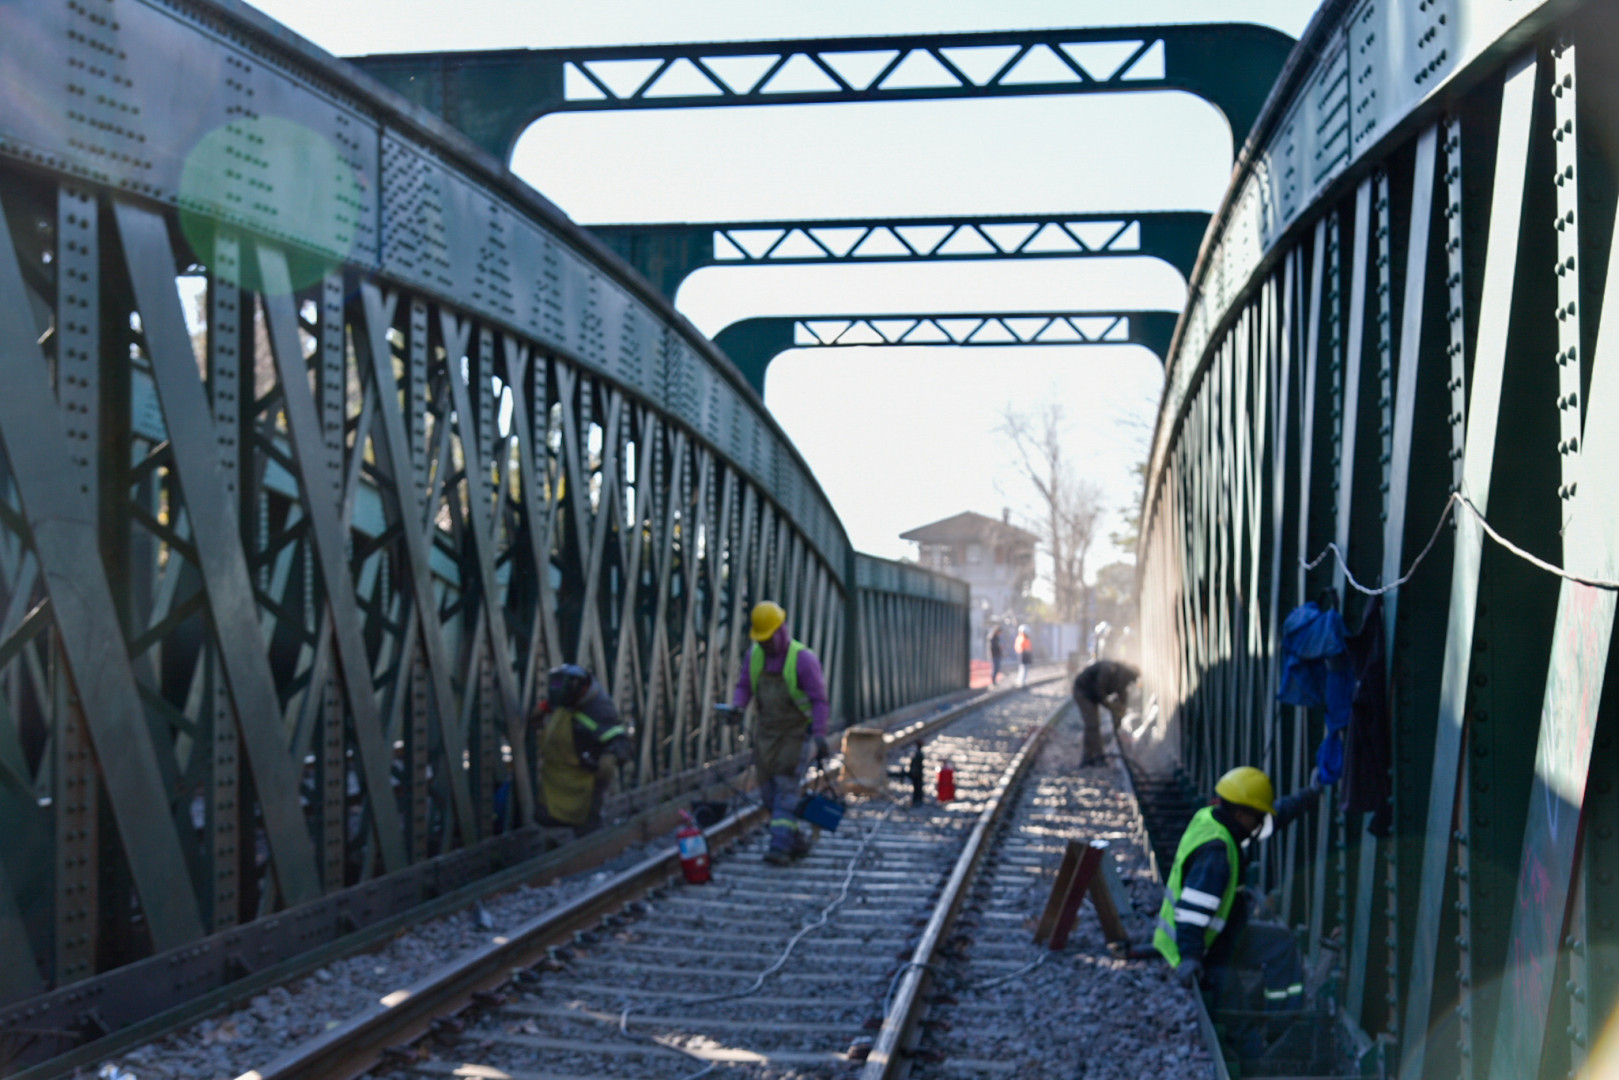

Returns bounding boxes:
[1109,458,1147,554]
[997,403,1105,623]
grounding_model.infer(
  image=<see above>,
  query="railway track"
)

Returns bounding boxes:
[900,709,1217,1080]
[218,677,1067,1080]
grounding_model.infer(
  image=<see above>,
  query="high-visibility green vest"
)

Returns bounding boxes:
[749,639,811,721]
[1153,806,1240,966]
[538,703,626,826]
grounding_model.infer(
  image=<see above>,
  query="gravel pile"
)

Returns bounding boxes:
[914,703,1213,1080]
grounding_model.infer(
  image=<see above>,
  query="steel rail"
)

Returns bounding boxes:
[229,675,1063,1080]
[19,680,1050,1080]
[10,769,752,1080]
[858,694,1070,1079]
[237,809,767,1080]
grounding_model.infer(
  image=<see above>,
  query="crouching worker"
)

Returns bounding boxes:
[1154,766,1323,1018]
[1071,658,1139,766]
[733,601,829,865]
[534,664,633,836]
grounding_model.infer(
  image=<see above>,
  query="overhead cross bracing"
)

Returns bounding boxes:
[590,211,1210,301]
[350,25,1294,162]
[355,26,1240,400]
[714,312,1179,394]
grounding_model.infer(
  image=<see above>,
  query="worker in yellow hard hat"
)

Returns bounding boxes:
[731,601,830,864]
[1154,764,1323,1006]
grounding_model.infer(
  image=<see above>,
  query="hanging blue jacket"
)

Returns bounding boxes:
[1276,602,1354,783]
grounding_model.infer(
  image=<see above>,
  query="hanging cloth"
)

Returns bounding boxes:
[1275,600,1354,783]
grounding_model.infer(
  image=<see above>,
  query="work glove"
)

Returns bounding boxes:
[813,735,829,761]
[1173,957,1204,990]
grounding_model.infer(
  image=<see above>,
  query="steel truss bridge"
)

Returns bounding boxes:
[0,0,1610,1078]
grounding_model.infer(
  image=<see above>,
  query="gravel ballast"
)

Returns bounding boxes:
[98,679,1075,1080]
[377,683,1065,1080]
[912,703,1212,1080]
[101,836,672,1080]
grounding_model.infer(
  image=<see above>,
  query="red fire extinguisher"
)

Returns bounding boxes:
[676,811,711,884]
[937,759,956,803]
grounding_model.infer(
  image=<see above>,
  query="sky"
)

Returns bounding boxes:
[252,0,1321,571]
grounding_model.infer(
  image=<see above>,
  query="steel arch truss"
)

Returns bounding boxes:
[590,211,1209,300]
[714,311,1177,394]
[350,24,1295,162]
[0,0,974,1054]
[0,174,857,1012]
[1140,2,1619,1076]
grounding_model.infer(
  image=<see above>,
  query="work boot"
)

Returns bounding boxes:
[762,848,792,866]
[789,830,814,859]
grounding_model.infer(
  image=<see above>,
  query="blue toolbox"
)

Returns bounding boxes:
[795,788,845,831]
[795,763,845,831]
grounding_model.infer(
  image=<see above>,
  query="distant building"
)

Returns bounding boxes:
[900,511,1038,658]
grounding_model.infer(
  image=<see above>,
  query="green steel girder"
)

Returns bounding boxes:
[1137,2,1619,1074]
[589,211,1210,301]
[347,25,1295,163]
[713,310,1178,394]
[0,0,981,1058]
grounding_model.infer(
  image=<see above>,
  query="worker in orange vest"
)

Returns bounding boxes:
[1014,625,1033,686]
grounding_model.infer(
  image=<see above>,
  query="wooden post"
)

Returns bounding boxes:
[1091,848,1131,944]
[1048,840,1108,951]
[1034,840,1084,944]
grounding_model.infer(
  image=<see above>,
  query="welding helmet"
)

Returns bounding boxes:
[546,664,593,708]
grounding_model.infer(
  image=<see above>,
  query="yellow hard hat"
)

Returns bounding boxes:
[749,601,786,642]
[1215,766,1275,816]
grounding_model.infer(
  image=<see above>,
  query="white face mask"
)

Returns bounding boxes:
[1240,814,1275,850]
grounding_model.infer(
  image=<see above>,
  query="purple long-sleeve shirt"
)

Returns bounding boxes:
[732,625,829,736]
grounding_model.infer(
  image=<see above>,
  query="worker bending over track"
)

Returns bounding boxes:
[1155,766,1323,1017]
[533,664,632,836]
[1071,659,1138,766]
[732,601,830,865]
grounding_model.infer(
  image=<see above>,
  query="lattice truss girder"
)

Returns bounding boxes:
[588,212,1213,302]
[561,37,1167,104]
[791,313,1138,348]
[709,310,1180,396]
[1137,24,1619,1080]
[698,216,1155,264]
[0,175,853,993]
[352,24,1292,162]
